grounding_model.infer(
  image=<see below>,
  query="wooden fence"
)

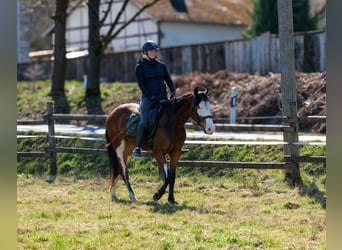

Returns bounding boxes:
[17,31,325,82]
[17,103,326,183]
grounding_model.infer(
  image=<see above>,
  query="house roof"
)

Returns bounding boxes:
[42,0,326,38]
[132,0,252,26]
[43,0,252,38]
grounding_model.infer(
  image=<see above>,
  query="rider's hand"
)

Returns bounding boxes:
[170,92,176,101]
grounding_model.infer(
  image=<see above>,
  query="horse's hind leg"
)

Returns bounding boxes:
[108,150,120,201]
[106,136,120,202]
[117,140,137,201]
[110,178,119,202]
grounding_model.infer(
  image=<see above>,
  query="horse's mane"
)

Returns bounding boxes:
[174,89,208,105]
[170,92,193,109]
[170,88,208,110]
[175,92,193,102]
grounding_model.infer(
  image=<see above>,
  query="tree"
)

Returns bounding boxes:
[50,0,69,96]
[18,0,55,53]
[242,0,278,38]
[86,0,162,97]
[292,0,317,32]
[86,0,102,96]
[242,0,318,39]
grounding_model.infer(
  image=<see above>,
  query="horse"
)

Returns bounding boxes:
[105,86,215,204]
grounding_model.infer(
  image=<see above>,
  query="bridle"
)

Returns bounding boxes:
[190,96,212,127]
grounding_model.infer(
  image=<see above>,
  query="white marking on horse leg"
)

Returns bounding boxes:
[110,185,118,201]
[117,140,137,201]
[163,163,168,178]
[116,140,126,177]
[128,191,137,202]
[109,168,120,201]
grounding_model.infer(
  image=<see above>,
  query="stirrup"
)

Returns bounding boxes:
[131,147,142,157]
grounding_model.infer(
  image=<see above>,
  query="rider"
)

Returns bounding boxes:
[131,40,176,157]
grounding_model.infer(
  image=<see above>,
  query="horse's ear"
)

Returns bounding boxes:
[194,86,199,96]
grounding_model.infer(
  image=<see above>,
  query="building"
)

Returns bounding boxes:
[42,0,252,57]
[18,0,326,63]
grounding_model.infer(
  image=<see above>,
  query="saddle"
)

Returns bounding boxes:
[125,100,169,147]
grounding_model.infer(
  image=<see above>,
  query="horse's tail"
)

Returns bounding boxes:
[104,130,120,189]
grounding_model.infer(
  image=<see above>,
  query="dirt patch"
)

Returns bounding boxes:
[172,70,326,133]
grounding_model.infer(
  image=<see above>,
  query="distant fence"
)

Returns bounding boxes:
[17,103,326,183]
[17,31,326,82]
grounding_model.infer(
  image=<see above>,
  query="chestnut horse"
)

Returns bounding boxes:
[105,87,215,204]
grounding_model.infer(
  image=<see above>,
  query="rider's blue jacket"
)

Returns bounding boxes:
[135,56,175,101]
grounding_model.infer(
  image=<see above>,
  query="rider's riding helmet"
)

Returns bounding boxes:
[142,40,159,52]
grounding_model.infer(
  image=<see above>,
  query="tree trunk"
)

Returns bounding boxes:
[50,0,69,96]
[86,0,102,97]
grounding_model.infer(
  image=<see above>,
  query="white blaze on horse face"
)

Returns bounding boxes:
[198,100,215,134]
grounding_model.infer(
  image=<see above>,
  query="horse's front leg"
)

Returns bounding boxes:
[167,170,176,204]
[153,155,169,201]
[167,151,182,204]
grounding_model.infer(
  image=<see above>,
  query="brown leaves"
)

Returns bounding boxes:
[172,70,326,132]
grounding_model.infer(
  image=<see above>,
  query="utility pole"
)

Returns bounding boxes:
[277,0,302,186]
[17,0,21,63]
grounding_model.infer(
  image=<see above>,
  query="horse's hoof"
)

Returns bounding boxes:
[47,175,56,183]
[153,192,161,201]
[111,196,119,202]
[168,200,178,205]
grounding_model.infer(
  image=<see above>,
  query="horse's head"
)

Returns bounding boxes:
[191,87,215,135]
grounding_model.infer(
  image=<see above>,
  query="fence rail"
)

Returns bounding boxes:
[177,161,297,170]
[17,103,326,183]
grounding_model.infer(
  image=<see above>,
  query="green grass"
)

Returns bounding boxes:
[17,139,326,249]
[17,80,141,121]
[17,173,325,249]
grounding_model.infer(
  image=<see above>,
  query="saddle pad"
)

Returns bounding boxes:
[125,112,140,137]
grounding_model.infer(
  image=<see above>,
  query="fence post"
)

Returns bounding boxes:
[230,87,237,124]
[277,0,302,186]
[83,75,87,89]
[283,102,301,185]
[46,102,57,183]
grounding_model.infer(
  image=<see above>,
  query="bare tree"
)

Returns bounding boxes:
[86,0,162,97]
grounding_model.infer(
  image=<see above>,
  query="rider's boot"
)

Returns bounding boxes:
[131,125,148,157]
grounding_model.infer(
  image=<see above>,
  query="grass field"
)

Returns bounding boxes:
[17,80,326,249]
[17,170,325,249]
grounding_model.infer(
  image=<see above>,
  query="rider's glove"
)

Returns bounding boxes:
[170,92,176,100]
